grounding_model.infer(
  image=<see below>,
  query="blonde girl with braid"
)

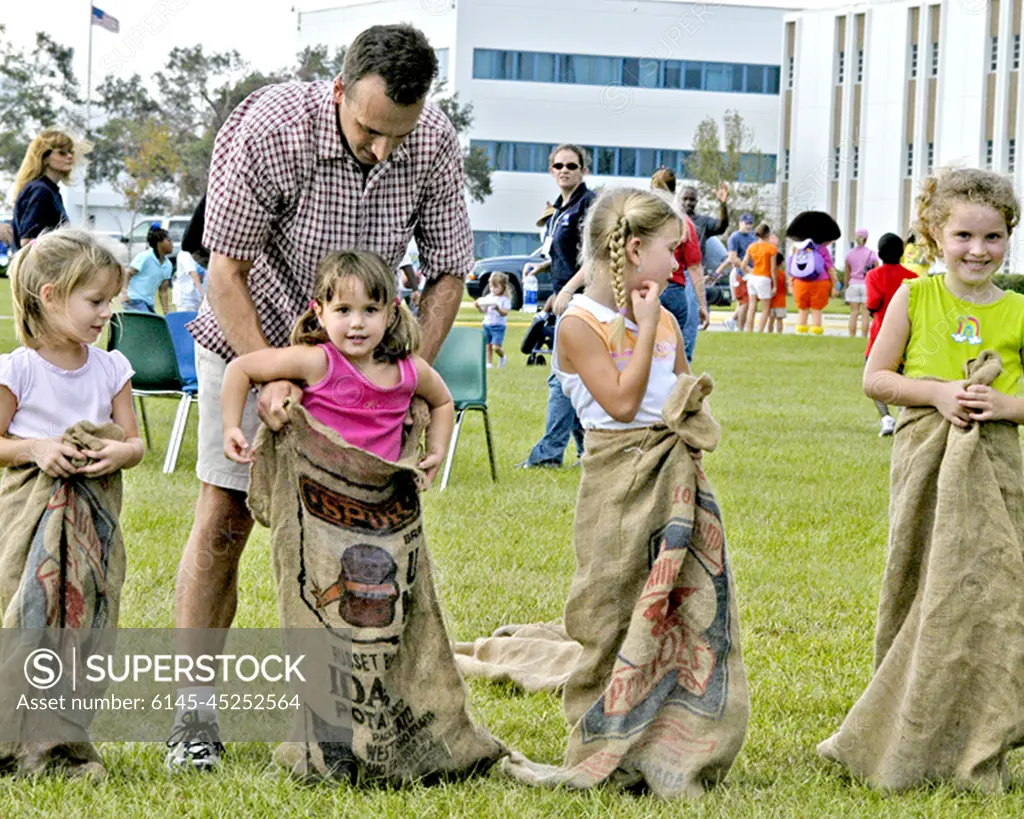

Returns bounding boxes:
[552,187,699,722]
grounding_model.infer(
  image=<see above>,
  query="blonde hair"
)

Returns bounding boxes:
[11,130,91,203]
[650,167,676,195]
[290,250,421,363]
[913,167,1020,262]
[9,228,124,349]
[488,271,508,294]
[582,187,685,351]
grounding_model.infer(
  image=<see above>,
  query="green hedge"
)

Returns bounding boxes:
[994,274,1024,294]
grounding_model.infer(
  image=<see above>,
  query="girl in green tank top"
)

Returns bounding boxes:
[865,168,1024,425]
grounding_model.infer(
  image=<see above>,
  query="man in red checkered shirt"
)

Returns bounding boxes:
[168,24,471,772]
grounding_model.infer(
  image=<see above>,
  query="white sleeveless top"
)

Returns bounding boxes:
[553,295,681,430]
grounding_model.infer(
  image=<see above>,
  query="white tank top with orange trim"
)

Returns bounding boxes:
[552,294,681,430]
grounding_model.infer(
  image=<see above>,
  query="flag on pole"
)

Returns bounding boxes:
[91,7,120,34]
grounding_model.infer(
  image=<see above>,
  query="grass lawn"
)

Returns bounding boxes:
[2,278,1024,816]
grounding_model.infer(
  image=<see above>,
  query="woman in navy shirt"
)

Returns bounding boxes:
[11,130,76,248]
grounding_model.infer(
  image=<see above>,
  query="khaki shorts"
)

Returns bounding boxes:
[196,344,260,492]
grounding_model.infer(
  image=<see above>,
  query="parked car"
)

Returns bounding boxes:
[124,215,192,266]
[465,248,553,310]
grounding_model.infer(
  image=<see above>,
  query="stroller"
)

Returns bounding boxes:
[521,310,556,366]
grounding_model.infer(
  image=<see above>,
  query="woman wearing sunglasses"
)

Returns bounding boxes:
[518,144,596,469]
[11,130,82,249]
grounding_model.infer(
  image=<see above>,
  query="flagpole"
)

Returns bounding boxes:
[84,3,93,226]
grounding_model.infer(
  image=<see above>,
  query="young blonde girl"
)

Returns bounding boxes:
[473,271,511,367]
[527,187,747,797]
[0,230,143,479]
[0,229,143,780]
[222,250,453,483]
[820,168,1024,791]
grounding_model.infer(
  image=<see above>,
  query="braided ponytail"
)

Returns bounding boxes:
[608,214,630,352]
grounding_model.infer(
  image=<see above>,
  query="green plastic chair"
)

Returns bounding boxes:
[107,311,198,474]
[432,326,497,491]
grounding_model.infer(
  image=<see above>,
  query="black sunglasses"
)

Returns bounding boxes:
[551,162,580,171]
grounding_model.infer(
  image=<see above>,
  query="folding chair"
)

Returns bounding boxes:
[107,311,198,474]
[433,326,498,491]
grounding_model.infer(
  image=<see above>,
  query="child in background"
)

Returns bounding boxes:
[172,248,205,312]
[741,223,777,332]
[722,262,748,331]
[844,229,878,338]
[864,233,917,435]
[900,232,931,277]
[821,167,1024,791]
[222,250,454,483]
[124,226,173,314]
[769,243,787,333]
[473,271,511,368]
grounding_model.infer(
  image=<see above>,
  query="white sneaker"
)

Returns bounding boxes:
[879,415,896,437]
[486,363,494,368]
[723,318,736,332]
[498,356,507,368]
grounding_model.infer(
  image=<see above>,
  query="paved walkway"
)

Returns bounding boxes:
[457,310,857,338]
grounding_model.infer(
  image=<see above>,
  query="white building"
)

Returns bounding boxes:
[782,0,1024,268]
[297,0,792,258]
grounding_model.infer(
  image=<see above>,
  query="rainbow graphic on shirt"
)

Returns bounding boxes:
[951,316,982,345]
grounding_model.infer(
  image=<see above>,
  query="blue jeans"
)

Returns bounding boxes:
[122,298,155,313]
[527,371,584,465]
[682,282,700,362]
[659,281,691,359]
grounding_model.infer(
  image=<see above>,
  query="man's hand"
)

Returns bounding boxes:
[257,380,303,431]
[698,303,710,330]
[716,182,729,203]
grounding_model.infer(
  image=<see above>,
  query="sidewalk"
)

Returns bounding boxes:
[457,310,856,338]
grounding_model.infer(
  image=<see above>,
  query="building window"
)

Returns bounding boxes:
[787,55,794,88]
[470,140,777,183]
[991,36,999,72]
[910,43,918,78]
[435,49,449,83]
[1014,34,1021,71]
[986,139,994,169]
[1010,138,1016,172]
[931,42,939,76]
[471,49,781,94]
[833,145,841,180]
[857,49,864,83]
[853,145,859,179]
[837,50,845,84]
[473,231,542,259]
[927,142,934,172]
[905,143,914,178]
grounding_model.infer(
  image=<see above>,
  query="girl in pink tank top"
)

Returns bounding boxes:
[221,250,454,483]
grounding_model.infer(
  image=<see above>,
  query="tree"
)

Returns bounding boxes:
[432,82,492,203]
[0,26,81,183]
[111,118,180,232]
[687,110,773,229]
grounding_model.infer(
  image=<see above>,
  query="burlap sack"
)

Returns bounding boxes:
[453,623,582,693]
[0,422,126,779]
[503,372,749,799]
[818,350,1024,792]
[247,402,505,785]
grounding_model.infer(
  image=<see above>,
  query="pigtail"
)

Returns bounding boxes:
[912,174,942,263]
[8,244,43,347]
[608,215,630,353]
[289,307,330,347]
[376,300,422,363]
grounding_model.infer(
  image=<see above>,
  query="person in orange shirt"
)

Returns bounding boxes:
[741,223,777,332]
[769,240,787,333]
